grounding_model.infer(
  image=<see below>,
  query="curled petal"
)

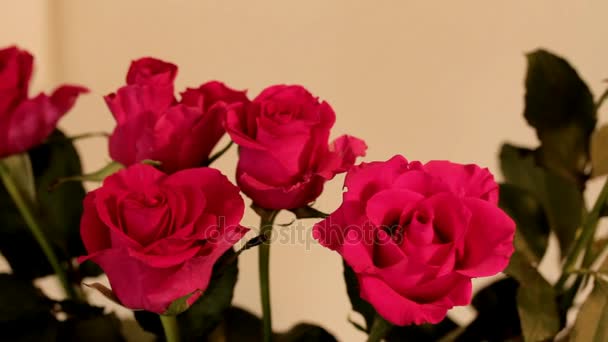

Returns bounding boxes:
[317,135,368,179]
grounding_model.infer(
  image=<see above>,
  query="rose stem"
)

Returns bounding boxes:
[367,314,392,342]
[205,141,234,166]
[555,177,608,291]
[160,315,180,342]
[258,209,279,342]
[0,160,79,301]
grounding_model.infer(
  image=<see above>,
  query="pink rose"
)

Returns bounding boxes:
[0,46,87,158]
[106,57,248,173]
[226,84,367,209]
[78,164,248,313]
[313,155,515,325]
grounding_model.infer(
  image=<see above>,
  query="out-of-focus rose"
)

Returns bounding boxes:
[106,57,248,173]
[0,46,87,158]
[226,84,367,209]
[79,164,248,313]
[313,155,515,325]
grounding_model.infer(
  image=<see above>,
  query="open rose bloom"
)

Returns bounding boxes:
[79,164,248,313]
[0,46,87,158]
[313,155,515,325]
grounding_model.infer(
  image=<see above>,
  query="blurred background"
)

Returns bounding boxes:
[1,1,607,340]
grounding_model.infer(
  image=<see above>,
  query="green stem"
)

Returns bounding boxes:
[367,314,392,342]
[206,141,234,166]
[258,209,279,342]
[0,162,78,300]
[160,315,180,342]
[556,177,608,290]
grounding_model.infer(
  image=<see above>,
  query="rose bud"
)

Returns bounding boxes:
[226,84,367,209]
[106,57,248,173]
[313,155,515,325]
[79,164,248,313]
[0,46,87,158]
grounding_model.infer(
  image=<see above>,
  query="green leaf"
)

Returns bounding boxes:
[386,317,457,342]
[50,160,123,190]
[289,206,329,219]
[343,262,376,332]
[0,129,98,279]
[0,273,60,341]
[454,278,521,341]
[499,183,550,264]
[210,307,337,342]
[570,276,608,341]
[524,49,596,185]
[500,144,583,256]
[29,129,87,258]
[58,314,125,342]
[505,253,560,342]
[163,291,201,316]
[221,306,263,341]
[135,249,239,339]
[591,124,608,177]
[0,273,54,322]
[276,323,337,342]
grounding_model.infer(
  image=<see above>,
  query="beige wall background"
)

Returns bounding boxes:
[2,1,608,341]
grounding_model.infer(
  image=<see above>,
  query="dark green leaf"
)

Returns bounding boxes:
[591,124,608,177]
[289,206,329,219]
[276,323,337,342]
[505,253,560,341]
[500,144,583,256]
[524,49,595,185]
[386,317,457,342]
[455,278,521,341]
[570,276,608,341]
[221,306,263,342]
[343,262,375,332]
[215,307,336,342]
[0,273,54,322]
[163,291,200,316]
[0,273,60,341]
[0,129,98,279]
[58,313,125,342]
[499,184,550,264]
[29,129,87,259]
[135,249,239,339]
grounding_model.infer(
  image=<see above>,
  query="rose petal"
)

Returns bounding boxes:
[80,192,112,254]
[237,171,324,209]
[366,189,423,227]
[456,198,515,277]
[126,57,177,86]
[316,135,368,179]
[423,161,499,204]
[163,167,245,227]
[1,86,87,157]
[343,155,409,203]
[358,275,449,326]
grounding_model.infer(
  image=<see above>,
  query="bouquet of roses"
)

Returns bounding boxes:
[0,44,606,342]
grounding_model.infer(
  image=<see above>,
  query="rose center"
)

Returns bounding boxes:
[119,191,173,245]
[262,102,301,124]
